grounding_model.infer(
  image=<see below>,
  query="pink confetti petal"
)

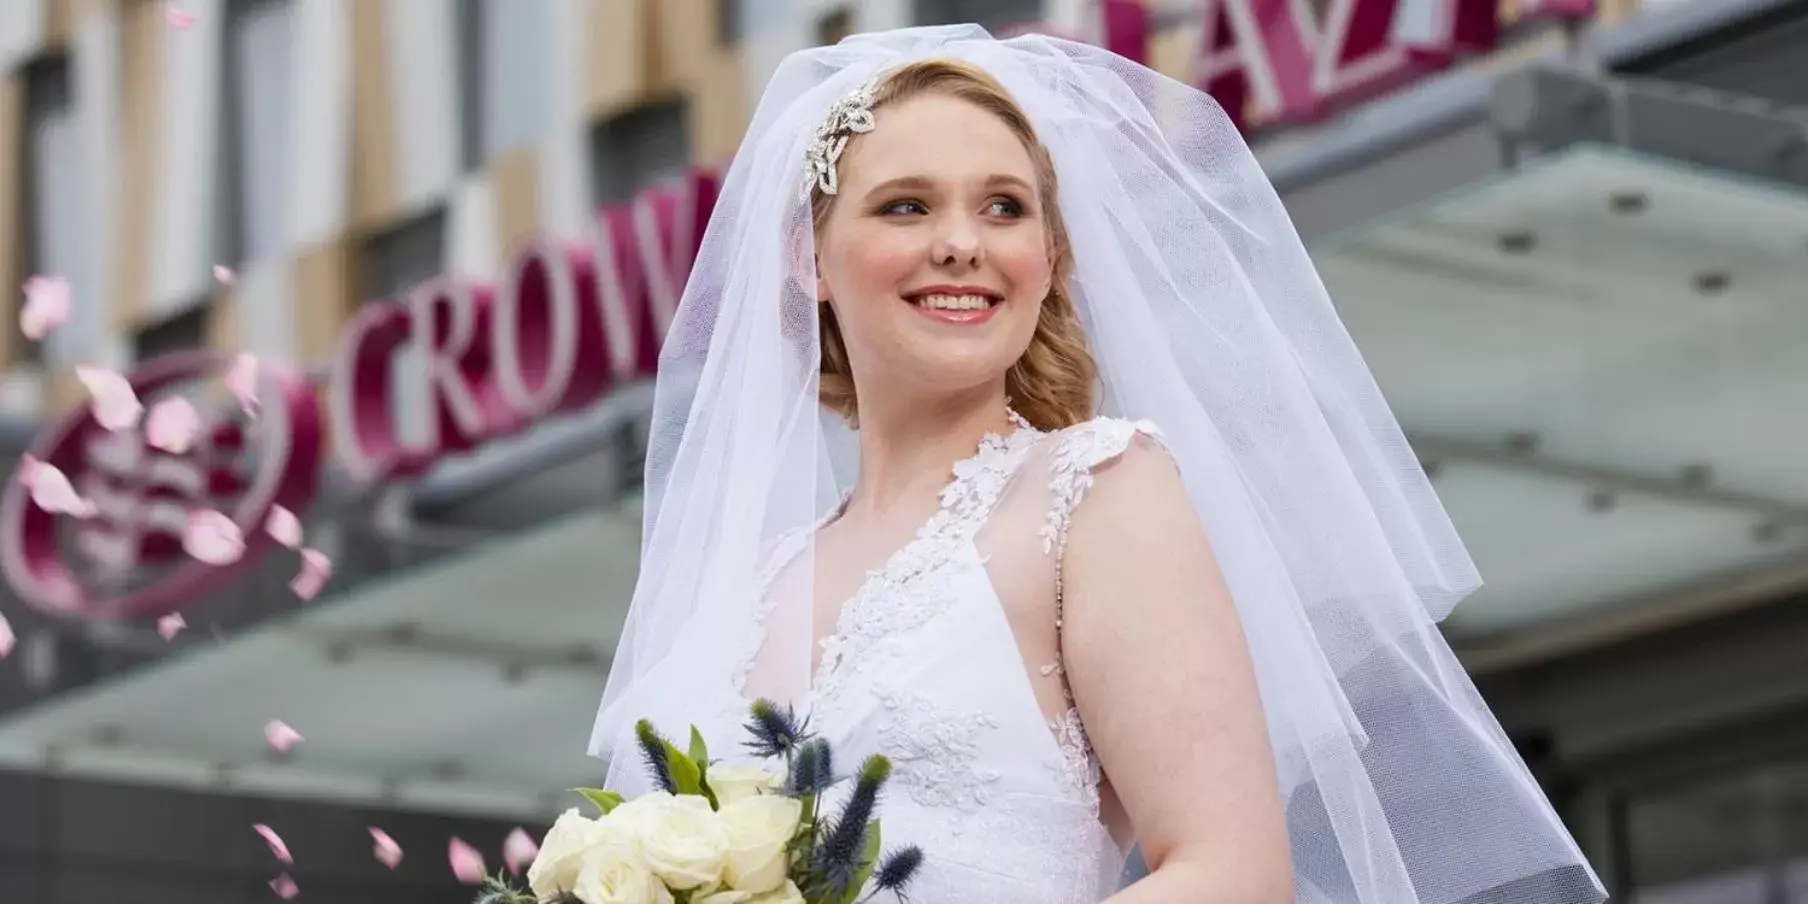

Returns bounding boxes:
[17,453,41,487]
[156,613,187,641]
[264,719,304,753]
[503,827,538,875]
[213,264,235,285]
[75,365,144,432]
[24,460,97,518]
[290,548,332,600]
[226,353,259,416]
[0,614,13,660]
[265,505,302,548]
[20,275,70,341]
[448,837,486,885]
[253,824,293,864]
[165,4,195,29]
[145,396,201,453]
[183,510,245,565]
[269,874,299,899]
[369,827,403,870]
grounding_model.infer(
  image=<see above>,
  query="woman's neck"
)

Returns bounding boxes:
[845,387,1015,520]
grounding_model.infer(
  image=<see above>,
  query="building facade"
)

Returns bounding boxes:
[0,0,1805,902]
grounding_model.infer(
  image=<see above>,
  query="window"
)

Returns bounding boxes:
[459,0,549,168]
[588,101,691,207]
[133,307,210,361]
[716,0,742,46]
[912,0,1043,29]
[361,210,448,302]
[19,56,79,365]
[221,0,297,265]
[816,6,854,46]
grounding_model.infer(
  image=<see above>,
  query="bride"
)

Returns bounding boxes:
[589,25,1605,904]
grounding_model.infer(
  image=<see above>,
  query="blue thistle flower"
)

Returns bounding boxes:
[873,846,925,899]
[635,719,676,794]
[810,755,891,899]
[744,698,811,760]
[787,737,835,796]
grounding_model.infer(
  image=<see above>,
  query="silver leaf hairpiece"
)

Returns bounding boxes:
[803,77,880,199]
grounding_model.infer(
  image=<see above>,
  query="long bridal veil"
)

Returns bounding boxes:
[589,25,1605,904]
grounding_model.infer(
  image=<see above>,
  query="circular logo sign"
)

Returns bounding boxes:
[0,352,322,620]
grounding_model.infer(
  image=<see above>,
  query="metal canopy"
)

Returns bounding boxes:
[1313,143,1808,646]
[0,502,641,821]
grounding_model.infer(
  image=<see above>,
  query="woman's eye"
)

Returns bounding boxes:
[882,200,927,216]
[987,198,1024,217]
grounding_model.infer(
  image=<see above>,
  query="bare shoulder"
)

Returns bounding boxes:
[1052,417,1189,541]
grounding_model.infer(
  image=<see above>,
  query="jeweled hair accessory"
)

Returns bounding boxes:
[803,77,881,199]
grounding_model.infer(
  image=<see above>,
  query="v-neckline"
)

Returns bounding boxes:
[803,414,1043,698]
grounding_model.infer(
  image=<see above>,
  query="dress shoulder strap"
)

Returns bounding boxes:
[1043,417,1165,669]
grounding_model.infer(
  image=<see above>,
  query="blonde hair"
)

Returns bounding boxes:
[811,59,1097,432]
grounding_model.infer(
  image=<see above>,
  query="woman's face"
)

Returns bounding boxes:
[815,93,1052,406]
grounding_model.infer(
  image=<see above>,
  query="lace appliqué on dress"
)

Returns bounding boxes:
[876,686,1003,820]
[1039,417,1164,813]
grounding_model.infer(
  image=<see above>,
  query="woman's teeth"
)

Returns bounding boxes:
[914,294,993,310]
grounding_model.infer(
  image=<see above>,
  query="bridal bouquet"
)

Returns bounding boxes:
[476,700,923,904]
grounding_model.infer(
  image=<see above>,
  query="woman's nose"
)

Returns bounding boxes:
[930,216,982,268]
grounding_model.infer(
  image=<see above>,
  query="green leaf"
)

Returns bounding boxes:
[835,821,883,904]
[573,787,622,815]
[662,739,703,796]
[688,726,709,766]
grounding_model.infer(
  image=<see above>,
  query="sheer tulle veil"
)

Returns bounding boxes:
[588,24,1606,904]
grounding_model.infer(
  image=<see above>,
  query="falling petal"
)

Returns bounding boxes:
[269,874,299,899]
[156,613,187,641]
[265,505,302,548]
[183,509,245,565]
[0,614,13,660]
[226,353,259,415]
[213,264,235,285]
[369,827,403,870]
[290,548,332,600]
[264,720,304,753]
[145,396,201,453]
[26,461,97,519]
[253,823,293,864]
[17,453,41,487]
[165,4,195,29]
[502,827,539,875]
[20,275,70,341]
[448,837,486,884]
[75,365,144,431]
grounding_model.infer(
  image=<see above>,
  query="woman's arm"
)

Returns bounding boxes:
[1062,436,1294,904]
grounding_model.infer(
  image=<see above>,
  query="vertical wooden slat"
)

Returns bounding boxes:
[348,0,397,231]
[0,75,23,373]
[586,0,650,116]
[291,238,356,363]
[490,145,542,254]
[113,0,161,331]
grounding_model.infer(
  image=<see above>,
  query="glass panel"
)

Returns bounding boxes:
[589,101,691,207]
[912,0,1045,29]
[1626,758,1808,902]
[224,0,297,264]
[22,56,78,365]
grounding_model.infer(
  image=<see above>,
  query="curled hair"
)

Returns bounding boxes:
[811,59,1096,431]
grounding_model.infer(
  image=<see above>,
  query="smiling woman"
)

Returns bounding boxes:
[591,25,1606,904]
[810,60,1094,432]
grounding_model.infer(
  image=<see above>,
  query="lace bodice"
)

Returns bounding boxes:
[661,415,1157,903]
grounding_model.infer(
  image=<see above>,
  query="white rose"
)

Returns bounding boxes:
[528,808,611,898]
[614,791,730,890]
[717,795,802,893]
[572,843,673,904]
[708,763,783,807]
[693,891,753,904]
[747,879,806,904]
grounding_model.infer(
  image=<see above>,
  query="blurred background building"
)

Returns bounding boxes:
[0,0,1803,901]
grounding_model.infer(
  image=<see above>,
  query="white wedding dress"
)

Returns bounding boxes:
[642,414,1154,903]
